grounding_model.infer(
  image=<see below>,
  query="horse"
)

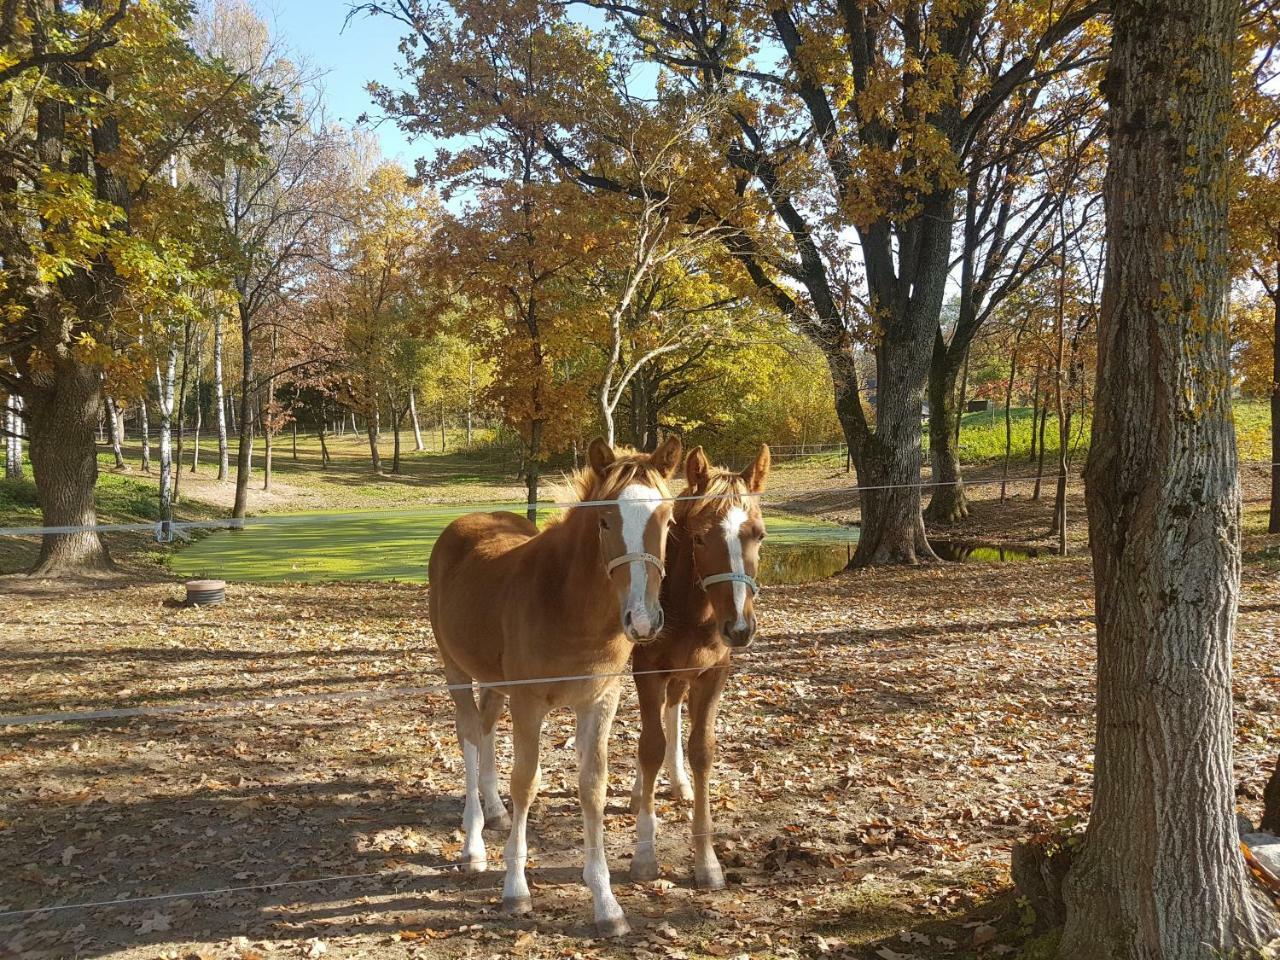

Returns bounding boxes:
[628,444,770,890]
[427,436,682,937]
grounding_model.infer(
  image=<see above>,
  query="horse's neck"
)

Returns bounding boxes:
[536,507,616,626]
[666,522,714,629]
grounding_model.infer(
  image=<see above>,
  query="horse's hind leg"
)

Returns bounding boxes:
[501,692,545,917]
[443,660,487,872]
[663,680,694,801]
[630,673,667,881]
[478,686,510,830]
[687,668,728,890]
[577,685,630,937]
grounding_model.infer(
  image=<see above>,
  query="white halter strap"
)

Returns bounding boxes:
[605,552,665,577]
[699,571,760,596]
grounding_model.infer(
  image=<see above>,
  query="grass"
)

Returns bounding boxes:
[166,507,858,584]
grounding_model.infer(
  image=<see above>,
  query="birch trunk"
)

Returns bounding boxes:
[232,302,253,520]
[409,388,424,451]
[4,394,22,479]
[106,396,125,470]
[214,310,228,480]
[156,340,177,530]
[1058,0,1278,953]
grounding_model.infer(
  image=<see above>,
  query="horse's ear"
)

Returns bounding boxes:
[650,435,683,479]
[742,443,771,493]
[588,437,615,478]
[685,446,711,492]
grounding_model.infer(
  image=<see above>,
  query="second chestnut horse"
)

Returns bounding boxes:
[629,444,769,889]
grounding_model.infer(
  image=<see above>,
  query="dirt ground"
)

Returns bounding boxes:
[2,515,1278,960]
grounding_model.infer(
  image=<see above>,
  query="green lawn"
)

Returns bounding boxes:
[167,508,858,584]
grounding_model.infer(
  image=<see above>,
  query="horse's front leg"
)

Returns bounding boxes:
[576,685,630,937]
[663,683,694,801]
[630,673,667,881]
[478,687,510,830]
[444,664,488,872]
[687,667,728,890]
[502,694,545,916]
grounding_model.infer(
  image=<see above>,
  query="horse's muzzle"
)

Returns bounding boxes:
[722,616,756,648]
[624,607,664,644]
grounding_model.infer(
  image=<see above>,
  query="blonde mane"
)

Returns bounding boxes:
[563,448,674,507]
[677,469,752,527]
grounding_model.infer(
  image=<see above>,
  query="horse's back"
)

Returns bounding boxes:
[428,511,537,681]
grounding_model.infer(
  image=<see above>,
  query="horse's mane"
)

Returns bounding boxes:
[562,448,674,508]
[677,469,751,527]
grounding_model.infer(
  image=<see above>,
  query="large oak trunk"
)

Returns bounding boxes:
[827,347,936,566]
[25,365,112,575]
[1057,0,1277,955]
[924,333,968,524]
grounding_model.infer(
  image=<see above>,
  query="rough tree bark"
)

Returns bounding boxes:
[1058,0,1279,955]
[1263,757,1280,835]
[1270,278,1279,534]
[25,364,113,574]
[925,334,969,523]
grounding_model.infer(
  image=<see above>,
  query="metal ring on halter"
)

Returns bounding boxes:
[699,571,760,596]
[605,552,665,577]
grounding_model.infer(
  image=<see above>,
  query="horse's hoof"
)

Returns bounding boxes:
[630,858,660,882]
[485,811,512,831]
[502,895,533,916]
[462,857,488,874]
[694,865,725,891]
[596,914,631,938]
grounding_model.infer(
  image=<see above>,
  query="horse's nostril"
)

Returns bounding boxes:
[723,619,734,638]
[624,610,633,628]
[654,609,664,631]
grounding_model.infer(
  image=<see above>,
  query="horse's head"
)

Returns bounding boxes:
[679,444,770,648]
[585,435,682,644]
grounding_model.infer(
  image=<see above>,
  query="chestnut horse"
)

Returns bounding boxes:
[428,436,681,937]
[629,444,769,890]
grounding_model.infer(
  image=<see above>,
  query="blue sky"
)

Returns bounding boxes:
[266,1,421,167]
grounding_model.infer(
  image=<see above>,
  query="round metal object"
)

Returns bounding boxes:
[185,579,226,606]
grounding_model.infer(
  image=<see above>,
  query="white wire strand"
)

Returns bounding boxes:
[0,821,793,922]
[4,462,1278,538]
[0,663,739,728]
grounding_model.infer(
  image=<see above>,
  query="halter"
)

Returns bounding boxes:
[605,552,666,578]
[699,571,760,596]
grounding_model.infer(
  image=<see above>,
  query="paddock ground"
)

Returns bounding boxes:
[2,542,1278,960]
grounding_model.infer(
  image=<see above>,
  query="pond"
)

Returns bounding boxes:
[168,508,863,586]
[168,509,1041,587]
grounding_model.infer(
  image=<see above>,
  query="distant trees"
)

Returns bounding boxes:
[0,0,267,573]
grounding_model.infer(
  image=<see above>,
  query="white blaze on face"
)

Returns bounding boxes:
[618,484,662,633]
[721,506,750,630]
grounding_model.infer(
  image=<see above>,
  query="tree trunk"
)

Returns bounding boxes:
[24,365,113,574]
[1033,398,1048,500]
[1262,757,1280,835]
[831,347,936,567]
[525,418,543,524]
[1058,1,1278,954]
[105,396,125,470]
[954,350,969,447]
[392,403,403,474]
[1029,366,1041,464]
[1270,283,1279,534]
[173,320,192,506]
[367,418,382,473]
[191,338,202,473]
[214,310,228,481]
[232,303,253,521]
[925,332,969,523]
[1001,333,1021,503]
[409,388,424,452]
[139,398,151,474]
[439,399,446,451]
[262,328,275,493]
[156,339,177,532]
[4,394,22,479]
